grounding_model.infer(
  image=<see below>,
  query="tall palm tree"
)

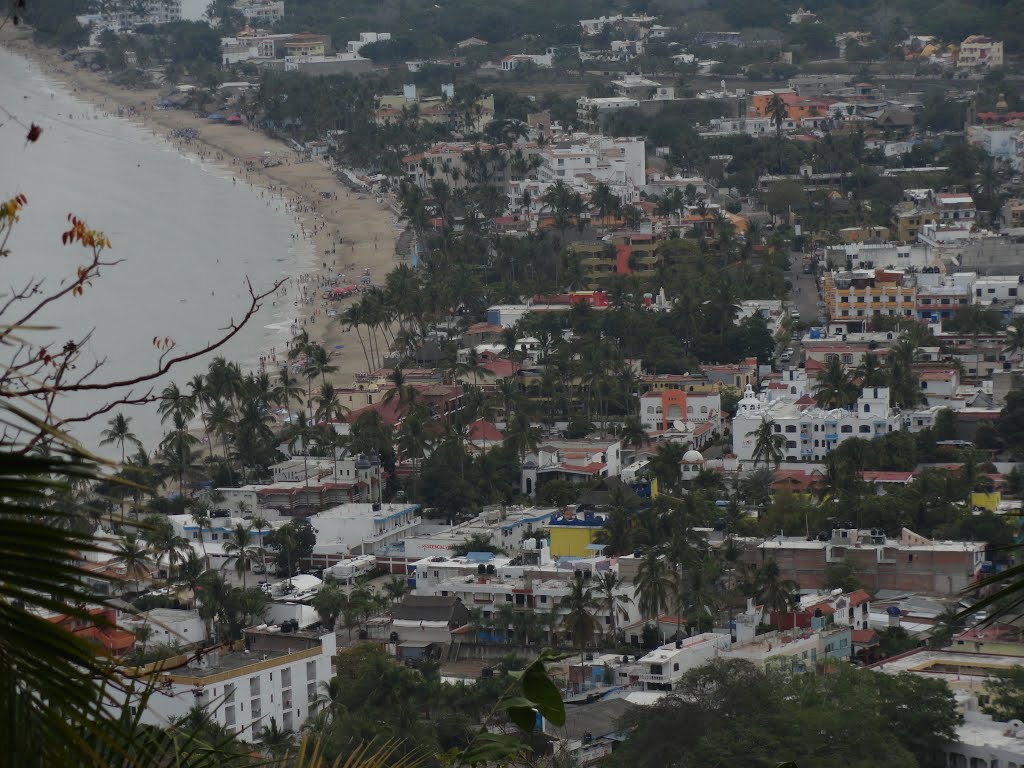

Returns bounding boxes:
[99,412,143,464]
[595,571,633,641]
[636,552,674,626]
[504,412,541,460]
[559,575,601,678]
[99,412,142,522]
[114,534,150,594]
[748,416,786,469]
[272,367,305,413]
[767,93,789,172]
[142,516,189,582]
[222,523,257,590]
[190,509,212,568]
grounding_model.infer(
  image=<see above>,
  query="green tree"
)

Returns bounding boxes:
[222,523,257,590]
[311,583,348,630]
[595,571,633,641]
[560,574,601,673]
[748,417,785,469]
[982,667,1024,722]
[636,552,675,624]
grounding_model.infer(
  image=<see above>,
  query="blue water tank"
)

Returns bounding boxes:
[886,606,901,617]
[809,328,821,339]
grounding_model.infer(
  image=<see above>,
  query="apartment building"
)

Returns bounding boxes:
[748,527,985,594]
[572,233,658,287]
[732,385,901,465]
[822,269,916,323]
[234,0,284,24]
[892,205,939,241]
[309,502,422,558]
[118,627,336,741]
[536,135,646,200]
[958,36,1004,68]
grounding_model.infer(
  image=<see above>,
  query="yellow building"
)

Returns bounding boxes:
[284,34,328,57]
[548,508,605,558]
[893,206,938,242]
[822,271,916,324]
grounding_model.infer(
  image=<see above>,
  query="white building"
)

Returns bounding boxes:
[536,135,646,200]
[637,633,734,690]
[346,31,391,55]
[958,36,1004,68]
[116,626,336,740]
[501,53,554,70]
[973,275,1023,305]
[576,96,641,124]
[121,608,207,647]
[732,385,902,465]
[309,502,422,558]
[521,438,622,497]
[234,0,284,24]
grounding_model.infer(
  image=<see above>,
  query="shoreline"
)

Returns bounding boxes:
[0,26,404,391]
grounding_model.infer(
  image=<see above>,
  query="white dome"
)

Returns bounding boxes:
[682,449,704,463]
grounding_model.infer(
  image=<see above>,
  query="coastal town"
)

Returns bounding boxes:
[6,0,1024,765]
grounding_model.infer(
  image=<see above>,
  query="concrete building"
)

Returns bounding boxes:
[822,268,917,323]
[637,633,733,690]
[521,438,622,497]
[638,389,722,433]
[121,608,207,648]
[749,527,986,594]
[309,502,422,558]
[536,135,646,200]
[117,627,336,740]
[233,0,283,24]
[346,31,390,55]
[732,384,902,465]
[958,36,1004,68]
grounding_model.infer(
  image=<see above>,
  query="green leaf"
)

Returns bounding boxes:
[521,660,566,726]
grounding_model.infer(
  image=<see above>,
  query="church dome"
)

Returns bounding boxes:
[682,449,704,463]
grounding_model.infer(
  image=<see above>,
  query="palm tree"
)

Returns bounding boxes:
[754,560,799,626]
[272,367,305,413]
[595,571,633,641]
[259,717,296,759]
[190,509,212,568]
[251,515,270,573]
[559,575,601,679]
[99,412,143,522]
[383,576,410,604]
[853,352,887,388]
[767,93,789,171]
[504,412,541,460]
[748,416,786,469]
[814,356,855,408]
[114,534,150,594]
[142,515,189,582]
[311,583,348,630]
[636,552,675,626]
[222,523,257,590]
[99,412,143,464]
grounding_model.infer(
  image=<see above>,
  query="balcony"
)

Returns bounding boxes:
[638,672,667,683]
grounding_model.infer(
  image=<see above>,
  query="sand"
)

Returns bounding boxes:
[1,26,403,388]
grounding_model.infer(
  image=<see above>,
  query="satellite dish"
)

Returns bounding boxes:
[673,419,686,432]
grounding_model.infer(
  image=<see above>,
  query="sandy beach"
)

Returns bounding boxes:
[0,26,402,389]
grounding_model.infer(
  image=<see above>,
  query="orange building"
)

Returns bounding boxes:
[750,89,827,120]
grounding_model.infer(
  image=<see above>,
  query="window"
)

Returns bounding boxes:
[841,425,852,433]
[540,595,547,603]
[505,594,512,602]
[785,425,797,433]
[774,425,781,433]
[250,677,260,697]
[673,663,679,671]
[306,660,316,680]
[859,425,871,433]
[787,440,797,449]
[281,668,291,688]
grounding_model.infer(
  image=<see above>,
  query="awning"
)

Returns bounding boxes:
[398,640,434,649]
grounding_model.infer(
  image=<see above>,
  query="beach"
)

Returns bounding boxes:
[0,26,402,391]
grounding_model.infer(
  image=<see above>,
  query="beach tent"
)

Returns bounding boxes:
[227,114,243,125]
[207,113,225,122]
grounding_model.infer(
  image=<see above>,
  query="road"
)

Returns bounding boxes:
[788,259,822,325]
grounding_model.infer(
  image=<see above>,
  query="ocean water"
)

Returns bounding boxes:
[0,46,310,456]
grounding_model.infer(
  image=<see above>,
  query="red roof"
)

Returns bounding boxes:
[556,462,606,475]
[795,393,817,407]
[469,419,503,443]
[848,589,871,607]
[861,471,913,484]
[481,358,520,378]
[851,628,879,645]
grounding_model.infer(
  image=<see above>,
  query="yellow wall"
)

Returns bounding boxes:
[970,491,1001,512]
[549,526,600,558]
